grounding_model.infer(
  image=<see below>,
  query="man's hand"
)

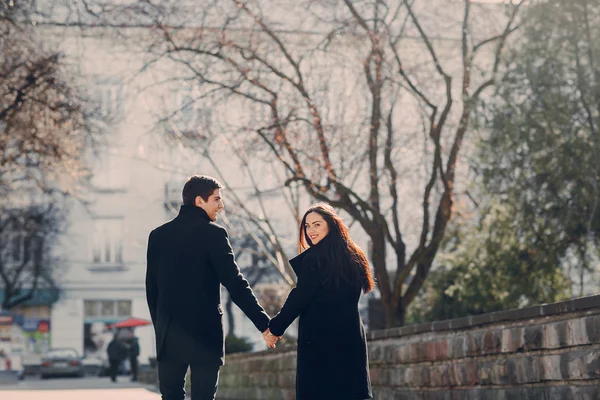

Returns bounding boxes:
[262,328,279,348]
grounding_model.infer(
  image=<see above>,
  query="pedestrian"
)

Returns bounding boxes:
[106,334,127,383]
[128,335,140,382]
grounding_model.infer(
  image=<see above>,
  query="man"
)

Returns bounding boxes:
[106,334,127,383]
[127,333,140,382]
[146,175,277,400]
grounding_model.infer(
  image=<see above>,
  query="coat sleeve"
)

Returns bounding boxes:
[145,230,158,327]
[268,255,322,337]
[208,226,270,333]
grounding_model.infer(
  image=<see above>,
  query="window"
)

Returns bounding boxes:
[91,79,124,120]
[177,89,195,125]
[116,300,132,317]
[84,300,98,318]
[170,88,212,136]
[84,300,132,319]
[101,301,115,317]
[91,218,123,265]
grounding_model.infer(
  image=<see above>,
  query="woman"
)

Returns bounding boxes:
[268,203,375,400]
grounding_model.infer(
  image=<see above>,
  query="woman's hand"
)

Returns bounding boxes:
[262,328,280,348]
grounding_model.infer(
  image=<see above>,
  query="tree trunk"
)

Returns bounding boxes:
[385,299,405,328]
[369,230,393,321]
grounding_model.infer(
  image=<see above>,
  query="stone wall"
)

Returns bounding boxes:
[216,295,600,399]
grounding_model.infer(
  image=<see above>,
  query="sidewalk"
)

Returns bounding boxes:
[1,388,161,400]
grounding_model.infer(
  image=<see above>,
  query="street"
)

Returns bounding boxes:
[0,376,161,400]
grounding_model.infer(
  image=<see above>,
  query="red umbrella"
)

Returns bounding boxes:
[109,317,152,329]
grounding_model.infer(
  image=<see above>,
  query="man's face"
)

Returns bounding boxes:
[195,189,224,221]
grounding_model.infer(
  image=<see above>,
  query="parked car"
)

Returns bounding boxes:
[81,356,104,377]
[40,348,85,379]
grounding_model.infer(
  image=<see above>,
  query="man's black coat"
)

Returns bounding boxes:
[145,205,269,365]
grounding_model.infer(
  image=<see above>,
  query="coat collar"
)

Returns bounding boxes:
[178,205,211,221]
[289,247,313,276]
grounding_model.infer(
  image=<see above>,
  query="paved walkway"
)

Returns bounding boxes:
[0,376,161,400]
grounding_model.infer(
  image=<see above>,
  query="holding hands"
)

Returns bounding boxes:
[262,328,280,348]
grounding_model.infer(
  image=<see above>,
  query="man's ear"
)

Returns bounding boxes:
[194,196,204,207]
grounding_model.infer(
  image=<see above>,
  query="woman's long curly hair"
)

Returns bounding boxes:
[299,203,375,293]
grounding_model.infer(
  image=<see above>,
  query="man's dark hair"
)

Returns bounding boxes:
[182,175,223,205]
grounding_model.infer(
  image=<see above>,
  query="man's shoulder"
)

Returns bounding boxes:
[206,221,228,235]
[149,222,168,239]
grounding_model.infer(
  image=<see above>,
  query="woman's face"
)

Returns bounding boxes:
[305,212,330,245]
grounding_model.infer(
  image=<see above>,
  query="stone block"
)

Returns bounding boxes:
[540,354,562,380]
[523,324,543,351]
[465,331,482,356]
[404,366,422,387]
[546,386,577,400]
[421,365,432,387]
[542,323,561,349]
[368,343,384,364]
[482,329,501,354]
[504,387,545,400]
[584,314,600,343]
[571,295,600,312]
[388,366,406,387]
[373,367,390,386]
[490,359,509,385]
[455,360,478,386]
[435,339,450,360]
[584,350,600,379]
[422,390,452,400]
[384,345,397,363]
[429,364,451,388]
[408,342,425,362]
[477,360,493,385]
[424,341,436,361]
[556,320,570,347]
[560,350,586,380]
[394,344,410,363]
[276,371,295,388]
[567,317,589,346]
[501,326,525,353]
[449,335,466,359]
[514,356,541,384]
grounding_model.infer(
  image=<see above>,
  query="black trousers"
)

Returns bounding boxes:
[130,357,139,381]
[158,360,220,400]
[108,359,120,382]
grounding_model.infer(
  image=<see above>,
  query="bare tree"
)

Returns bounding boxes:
[81,0,524,327]
[1,0,99,309]
[224,229,280,336]
[0,202,66,310]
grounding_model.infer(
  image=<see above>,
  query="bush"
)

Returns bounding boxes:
[224,335,254,354]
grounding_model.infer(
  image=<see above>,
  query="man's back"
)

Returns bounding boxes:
[150,213,222,326]
[146,205,269,366]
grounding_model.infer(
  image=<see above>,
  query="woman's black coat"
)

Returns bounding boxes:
[269,245,372,400]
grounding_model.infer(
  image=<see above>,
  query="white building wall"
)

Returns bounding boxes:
[50,296,84,353]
